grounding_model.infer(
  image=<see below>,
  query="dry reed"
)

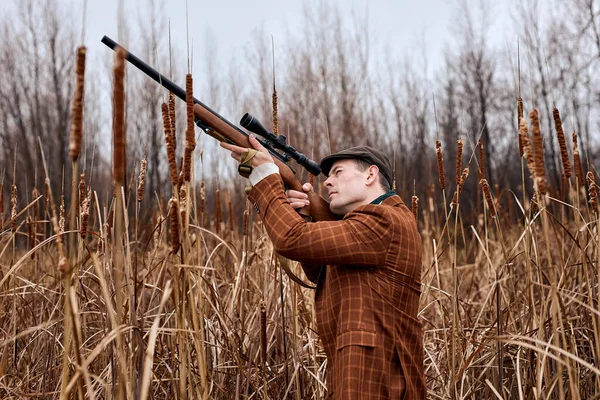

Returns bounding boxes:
[517,97,524,157]
[79,189,90,239]
[216,188,222,236]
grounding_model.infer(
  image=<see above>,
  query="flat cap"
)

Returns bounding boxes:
[320,146,393,188]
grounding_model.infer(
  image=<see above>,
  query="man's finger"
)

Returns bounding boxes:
[302,183,313,193]
[248,134,268,152]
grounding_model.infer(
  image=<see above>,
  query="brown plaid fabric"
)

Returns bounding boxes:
[248,174,425,399]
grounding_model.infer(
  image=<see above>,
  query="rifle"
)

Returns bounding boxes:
[101,35,335,223]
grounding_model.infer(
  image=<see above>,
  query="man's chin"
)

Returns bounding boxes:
[329,202,346,216]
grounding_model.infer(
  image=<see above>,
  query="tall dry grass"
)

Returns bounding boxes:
[0,49,599,400]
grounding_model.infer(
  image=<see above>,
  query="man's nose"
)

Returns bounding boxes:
[324,177,332,188]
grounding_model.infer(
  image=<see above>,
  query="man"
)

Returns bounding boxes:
[221,135,425,399]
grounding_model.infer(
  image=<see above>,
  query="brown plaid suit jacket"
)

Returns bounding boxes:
[248,174,425,399]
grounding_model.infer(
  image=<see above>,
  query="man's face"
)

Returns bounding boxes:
[323,159,372,216]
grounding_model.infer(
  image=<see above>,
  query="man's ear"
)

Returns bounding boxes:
[366,165,380,186]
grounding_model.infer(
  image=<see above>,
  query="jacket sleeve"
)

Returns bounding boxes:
[247,174,391,266]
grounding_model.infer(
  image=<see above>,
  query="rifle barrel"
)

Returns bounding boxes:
[101,35,247,138]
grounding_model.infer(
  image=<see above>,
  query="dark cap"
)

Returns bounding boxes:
[320,146,393,188]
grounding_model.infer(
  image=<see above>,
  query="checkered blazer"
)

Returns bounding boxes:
[248,174,425,399]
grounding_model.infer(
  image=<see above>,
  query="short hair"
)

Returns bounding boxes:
[352,159,392,192]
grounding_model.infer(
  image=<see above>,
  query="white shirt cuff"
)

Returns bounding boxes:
[249,162,279,186]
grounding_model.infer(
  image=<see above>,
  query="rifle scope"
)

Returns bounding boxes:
[240,113,321,176]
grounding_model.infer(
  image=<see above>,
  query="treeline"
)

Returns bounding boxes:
[0,0,599,228]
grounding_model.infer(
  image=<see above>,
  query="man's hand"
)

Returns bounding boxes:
[220,134,274,167]
[286,183,312,210]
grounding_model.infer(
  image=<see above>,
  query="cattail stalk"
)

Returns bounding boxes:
[11,184,17,233]
[480,179,496,218]
[78,173,86,215]
[137,156,147,203]
[32,187,40,240]
[179,186,187,229]
[44,178,50,218]
[227,190,234,237]
[573,132,584,186]
[587,172,598,212]
[451,168,470,206]
[80,189,90,239]
[169,91,176,146]
[113,47,126,185]
[169,198,180,253]
[456,139,463,186]
[478,139,485,179]
[436,140,445,190]
[69,46,86,162]
[529,109,547,195]
[162,103,178,189]
[412,195,419,221]
[183,74,196,182]
[553,107,571,179]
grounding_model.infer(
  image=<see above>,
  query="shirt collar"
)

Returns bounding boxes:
[370,191,396,205]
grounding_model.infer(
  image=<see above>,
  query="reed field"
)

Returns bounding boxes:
[1,34,600,400]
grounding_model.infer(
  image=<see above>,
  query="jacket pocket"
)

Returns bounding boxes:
[336,329,377,350]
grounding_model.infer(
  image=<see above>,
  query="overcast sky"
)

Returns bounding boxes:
[82,0,512,79]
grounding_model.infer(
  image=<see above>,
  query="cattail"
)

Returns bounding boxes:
[80,189,90,239]
[529,109,547,195]
[215,189,222,236]
[517,97,524,158]
[553,107,571,179]
[169,91,176,146]
[272,89,279,136]
[456,139,463,186]
[451,167,470,206]
[169,197,180,254]
[69,46,86,161]
[519,118,536,173]
[242,208,249,238]
[530,191,540,215]
[78,173,86,214]
[113,47,126,185]
[411,195,419,221]
[435,140,445,190]
[183,74,196,182]
[309,174,315,189]
[587,172,598,212]
[478,139,485,179]
[137,156,147,203]
[59,194,65,237]
[480,179,496,218]
[11,184,17,233]
[161,103,179,189]
[573,132,584,186]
